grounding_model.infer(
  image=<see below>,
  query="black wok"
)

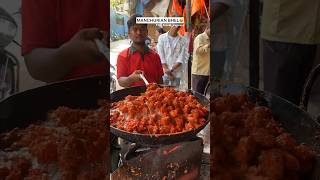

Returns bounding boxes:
[0,75,108,133]
[110,85,210,147]
[209,64,320,180]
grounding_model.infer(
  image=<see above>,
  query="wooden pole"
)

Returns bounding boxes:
[186,0,191,32]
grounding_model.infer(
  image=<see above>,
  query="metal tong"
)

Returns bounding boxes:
[139,73,149,85]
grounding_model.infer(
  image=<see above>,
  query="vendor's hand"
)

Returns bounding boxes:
[128,70,143,83]
[60,28,106,66]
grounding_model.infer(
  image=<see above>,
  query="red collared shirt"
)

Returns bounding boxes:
[22,0,108,80]
[116,47,164,87]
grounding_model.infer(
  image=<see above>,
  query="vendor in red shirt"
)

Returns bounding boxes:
[117,14,163,88]
[21,0,108,82]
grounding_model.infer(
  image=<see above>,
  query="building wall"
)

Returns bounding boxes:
[144,1,159,41]
[110,9,129,38]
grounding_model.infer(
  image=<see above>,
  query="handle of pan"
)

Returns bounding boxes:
[123,143,142,161]
[203,81,210,98]
[300,64,320,119]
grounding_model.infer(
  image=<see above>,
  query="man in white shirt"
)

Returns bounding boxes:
[157,25,187,87]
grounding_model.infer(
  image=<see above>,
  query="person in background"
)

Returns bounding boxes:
[155,27,166,39]
[212,0,234,80]
[157,25,187,87]
[150,27,166,52]
[188,28,196,60]
[150,39,157,52]
[261,0,320,105]
[145,36,152,47]
[116,14,163,88]
[192,24,210,94]
[21,0,108,82]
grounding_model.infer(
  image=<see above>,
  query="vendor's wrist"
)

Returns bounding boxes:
[127,74,133,83]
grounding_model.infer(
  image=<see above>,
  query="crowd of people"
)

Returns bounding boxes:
[116,14,211,95]
[21,0,211,96]
[21,0,319,105]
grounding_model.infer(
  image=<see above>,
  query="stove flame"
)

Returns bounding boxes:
[163,145,181,155]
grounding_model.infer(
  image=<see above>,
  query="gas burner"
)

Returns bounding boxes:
[118,143,152,167]
[112,137,204,180]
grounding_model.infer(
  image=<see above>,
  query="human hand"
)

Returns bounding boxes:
[168,73,175,81]
[164,69,175,81]
[165,69,173,76]
[128,70,144,83]
[60,28,106,66]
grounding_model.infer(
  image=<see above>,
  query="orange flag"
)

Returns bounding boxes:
[168,0,185,35]
[169,0,183,17]
[191,0,206,16]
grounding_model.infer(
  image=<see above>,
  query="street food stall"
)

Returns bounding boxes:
[110,83,210,179]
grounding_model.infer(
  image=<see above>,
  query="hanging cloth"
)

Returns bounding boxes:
[191,0,206,16]
[151,0,171,17]
[168,0,183,17]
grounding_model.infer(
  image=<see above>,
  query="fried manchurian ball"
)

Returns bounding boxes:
[111,83,208,134]
[258,149,285,179]
[0,102,109,179]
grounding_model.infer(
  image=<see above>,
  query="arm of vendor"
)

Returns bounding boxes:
[116,14,164,88]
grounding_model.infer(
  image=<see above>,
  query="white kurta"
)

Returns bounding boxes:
[157,32,188,78]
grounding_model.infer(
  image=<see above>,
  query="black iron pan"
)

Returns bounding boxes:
[209,64,320,180]
[0,75,108,133]
[110,85,210,147]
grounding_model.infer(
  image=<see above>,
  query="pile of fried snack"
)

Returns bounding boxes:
[211,94,316,180]
[111,84,208,134]
[0,101,109,179]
